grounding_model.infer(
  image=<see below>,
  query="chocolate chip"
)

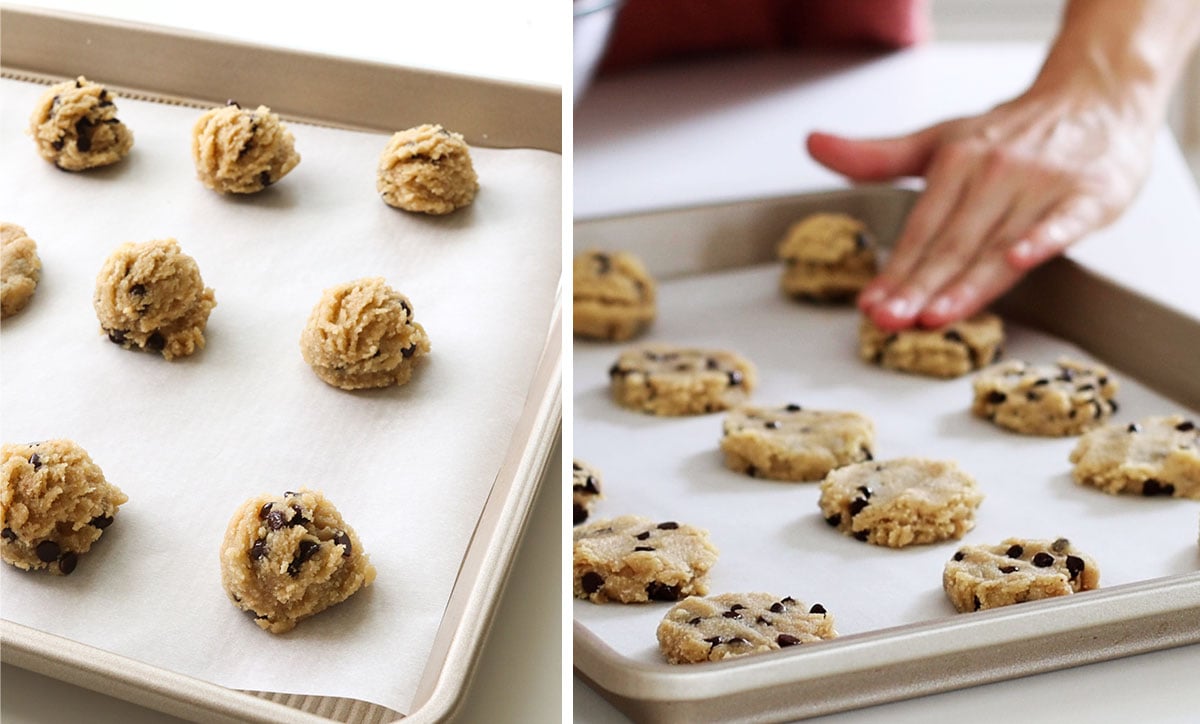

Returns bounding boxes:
[860,447,874,461]
[580,476,599,494]
[704,358,719,370]
[250,539,267,560]
[848,497,869,517]
[89,514,114,529]
[777,634,802,647]
[633,546,655,552]
[0,528,15,541]
[334,531,352,557]
[145,331,166,352]
[856,485,872,499]
[36,540,61,563]
[1077,383,1095,392]
[727,370,743,386]
[722,610,742,619]
[809,603,826,614]
[854,231,870,250]
[130,284,146,296]
[1091,400,1104,418]
[107,329,127,344]
[266,509,286,530]
[764,420,780,430]
[75,79,82,88]
[1032,552,1054,567]
[1026,391,1041,402]
[1006,544,1024,558]
[1051,538,1070,553]
[1109,400,1119,413]
[657,521,679,530]
[999,565,1018,574]
[29,453,42,470]
[1127,423,1142,433]
[756,616,771,625]
[259,170,272,187]
[645,582,681,601]
[581,571,604,594]
[770,602,786,613]
[74,118,95,151]
[607,364,625,378]
[953,550,965,561]
[726,637,748,646]
[573,503,587,525]
[688,617,701,626]
[781,596,797,605]
[259,502,273,519]
[289,505,308,526]
[1142,479,1175,496]
[400,299,413,317]
[703,636,723,646]
[1177,420,1196,432]
[785,403,802,412]
[1065,555,1085,579]
[1033,378,1050,387]
[853,530,870,541]
[594,253,611,274]
[52,138,64,151]
[986,391,1007,405]
[824,513,842,527]
[634,531,651,540]
[58,552,78,575]
[746,465,758,478]
[973,595,982,611]
[943,329,964,343]
[729,604,745,611]
[287,539,320,576]
[227,99,241,107]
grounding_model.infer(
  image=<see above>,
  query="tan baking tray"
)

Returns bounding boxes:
[0,7,561,723]
[572,187,1200,722]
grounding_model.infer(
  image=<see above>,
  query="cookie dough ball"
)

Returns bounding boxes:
[300,277,431,390]
[720,404,875,481]
[859,313,1004,378]
[972,358,1119,436]
[377,124,478,214]
[574,515,719,604]
[220,489,376,633]
[573,250,657,341]
[657,592,837,664]
[1069,415,1200,499]
[1,440,127,575]
[28,76,133,171]
[819,457,984,548]
[572,459,603,525]
[778,213,878,303]
[608,344,757,416]
[2,223,41,319]
[944,537,1100,612]
[192,101,300,194]
[94,238,217,360]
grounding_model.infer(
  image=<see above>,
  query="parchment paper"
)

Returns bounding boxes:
[0,78,560,714]
[574,263,1200,664]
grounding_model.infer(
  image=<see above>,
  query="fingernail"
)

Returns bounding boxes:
[927,295,955,319]
[883,296,917,321]
[1009,239,1034,264]
[858,286,887,309]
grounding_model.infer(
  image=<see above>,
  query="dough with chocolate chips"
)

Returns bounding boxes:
[574,515,718,604]
[1,440,127,575]
[93,238,216,360]
[1069,415,1200,499]
[778,212,878,303]
[656,592,837,664]
[859,313,1004,378]
[720,404,875,481]
[28,76,133,171]
[972,358,1119,436]
[573,250,656,341]
[943,537,1100,612]
[299,277,431,390]
[191,102,300,193]
[572,459,602,525]
[818,457,983,548]
[1,223,41,319]
[608,344,757,416]
[377,124,478,214]
[220,489,375,633]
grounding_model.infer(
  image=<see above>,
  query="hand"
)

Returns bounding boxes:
[807,87,1156,331]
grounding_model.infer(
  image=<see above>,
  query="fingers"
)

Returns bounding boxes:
[806,125,944,182]
[1007,194,1109,270]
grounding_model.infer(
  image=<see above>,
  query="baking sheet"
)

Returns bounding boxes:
[573,263,1200,664]
[0,77,560,714]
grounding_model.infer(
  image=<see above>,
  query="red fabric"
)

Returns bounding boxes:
[601,0,930,73]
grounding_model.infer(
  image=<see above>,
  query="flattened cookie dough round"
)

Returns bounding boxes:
[572,459,603,525]
[1,223,41,319]
[574,515,719,604]
[944,537,1100,612]
[859,313,1004,378]
[377,124,478,214]
[573,250,656,341]
[192,101,300,193]
[94,238,216,360]
[28,76,133,171]
[1069,415,1200,499]
[657,592,837,664]
[300,277,431,390]
[220,489,376,633]
[609,344,757,416]
[819,457,984,548]
[720,404,874,481]
[973,358,1119,436]
[778,213,877,303]
[1,440,127,575]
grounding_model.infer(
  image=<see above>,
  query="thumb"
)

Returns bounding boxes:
[806,125,944,182]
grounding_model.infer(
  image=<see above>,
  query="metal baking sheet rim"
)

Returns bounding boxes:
[0,7,563,724]
[572,187,1200,722]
